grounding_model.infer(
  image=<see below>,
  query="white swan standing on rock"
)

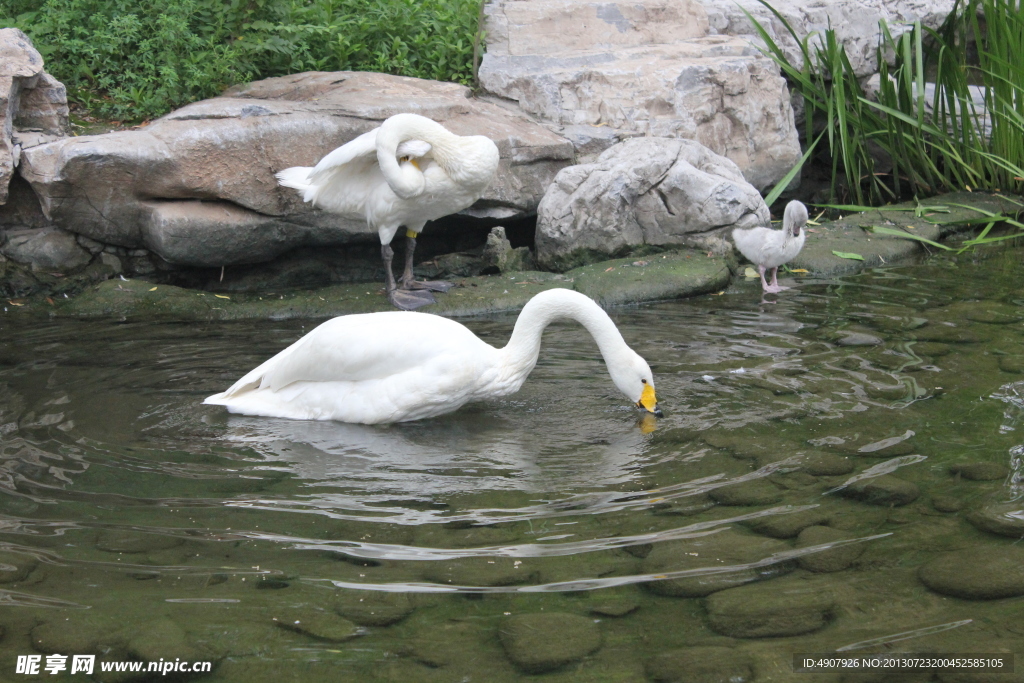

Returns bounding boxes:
[732,200,809,294]
[204,289,662,425]
[276,113,501,310]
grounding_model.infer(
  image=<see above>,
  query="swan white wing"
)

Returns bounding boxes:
[215,313,486,396]
[308,130,379,183]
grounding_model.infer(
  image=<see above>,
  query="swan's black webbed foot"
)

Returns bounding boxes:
[388,287,437,311]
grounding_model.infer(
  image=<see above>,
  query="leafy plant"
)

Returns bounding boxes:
[748,0,1024,206]
[1,0,482,122]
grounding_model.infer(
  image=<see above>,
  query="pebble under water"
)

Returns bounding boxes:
[0,243,1022,682]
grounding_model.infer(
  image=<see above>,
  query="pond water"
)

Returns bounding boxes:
[0,243,1022,682]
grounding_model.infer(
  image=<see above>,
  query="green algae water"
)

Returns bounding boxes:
[0,243,1022,682]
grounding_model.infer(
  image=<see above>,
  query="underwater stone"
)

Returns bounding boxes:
[918,546,1024,599]
[421,557,538,588]
[32,619,105,655]
[641,529,793,597]
[836,331,883,346]
[274,610,361,642]
[842,475,920,506]
[912,326,987,344]
[499,612,601,674]
[95,529,184,554]
[129,618,212,665]
[708,479,783,506]
[0,550,37,583]
[949,462,1009,481]
[931,495,965,513]
[333,590,413,627]
[744,508,833,539]
[644,646,754,683]
[587,596,640,618]
[795,525,864,573]
[704,577,836,638]
[911,341,951,357]
[966,505,1024,538]
[801,453,854,476]
[999,356,1024,373]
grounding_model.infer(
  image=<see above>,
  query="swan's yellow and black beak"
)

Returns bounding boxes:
[398,155,420,170]
[637,384,663,417]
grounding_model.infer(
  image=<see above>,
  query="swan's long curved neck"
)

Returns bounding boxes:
[376,114,464,195]
[497,290,628,392]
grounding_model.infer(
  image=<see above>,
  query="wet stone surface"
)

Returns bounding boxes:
[704,577,837,638]
[918,546,1024,599]
[949,461,1010,481]
[795,525,865,573]
[644,646,755,683]
[841,475,921,506]
[498,613,602,674]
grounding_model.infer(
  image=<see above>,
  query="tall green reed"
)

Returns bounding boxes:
[749,0,1024,207]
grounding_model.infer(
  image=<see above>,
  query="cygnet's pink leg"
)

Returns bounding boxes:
[763,266,789,294]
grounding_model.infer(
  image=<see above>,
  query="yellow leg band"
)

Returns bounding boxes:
[406,229,419,239]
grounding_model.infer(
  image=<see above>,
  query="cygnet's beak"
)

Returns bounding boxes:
[637,384,664,417]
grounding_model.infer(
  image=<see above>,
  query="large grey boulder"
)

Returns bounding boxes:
[701,0,957,78]
[478,0,801,190]
[0,28,69,205]
[19,71,573,267]
[536,137,770,270]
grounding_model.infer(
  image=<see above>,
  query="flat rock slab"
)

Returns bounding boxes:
[19,71,573,267]
[744,507,833,539]
[704,576,837,638]
[708,478,783,506]
[789,192,1024,276]
[499,612,601,674]
[565,251,730,307]
[949,462,1009,481]
[47,249,727,321]
[919,546,1024,599]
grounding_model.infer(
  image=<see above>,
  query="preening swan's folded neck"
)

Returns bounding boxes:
[497,289,629,391]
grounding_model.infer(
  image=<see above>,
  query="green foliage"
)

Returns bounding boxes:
[1,0,482,122]
[748,0,1024,207]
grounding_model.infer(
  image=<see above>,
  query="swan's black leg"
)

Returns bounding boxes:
[383,242,435,310]
[399,234,454,293]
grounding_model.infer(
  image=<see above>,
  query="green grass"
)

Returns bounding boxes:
[1,0,482,122]
[749,0,1024,208]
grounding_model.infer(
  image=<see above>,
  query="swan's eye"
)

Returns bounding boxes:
[641,379,647,384]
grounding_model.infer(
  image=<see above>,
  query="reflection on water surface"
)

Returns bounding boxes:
[0,245,1022,681]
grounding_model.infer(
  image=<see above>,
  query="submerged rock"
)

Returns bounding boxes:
[949,461,1009,481]
[931,495,965,513]
[704,576,837,638]
[95,529,184,554]
[708,478,783,506]
[801,453,854,476]
[644,646,754,683]
[841,475,920,507]
[333,590,413,627]
[641,529,793,597]
[795,525,864,573]
[274,610,361,642]
[744,508,833,539]
[918,546,1024,599]
[536,137,769,270]
[499,612,601,674]
[966,504,1024,538]
[999,356,1024,373]
[0,550,37,583]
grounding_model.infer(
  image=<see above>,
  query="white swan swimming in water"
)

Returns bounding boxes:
[732,200,808,294]
[203,289,662,425]
[276,113,501,310]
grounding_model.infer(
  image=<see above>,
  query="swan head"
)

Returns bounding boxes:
[610,353,663,417]
[785,200,808,237]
